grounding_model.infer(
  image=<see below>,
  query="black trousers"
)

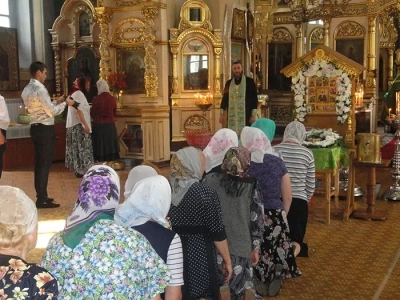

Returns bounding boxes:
[30,124,56,203]
[0,129,6,178]
[287,197,308,254]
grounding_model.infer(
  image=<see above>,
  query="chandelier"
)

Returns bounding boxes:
[288,0,351,22]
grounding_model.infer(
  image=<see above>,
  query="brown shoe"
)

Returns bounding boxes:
[243,289,256,300]
[219,285,231,300]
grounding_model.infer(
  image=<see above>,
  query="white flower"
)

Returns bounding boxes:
[291,60,351,124]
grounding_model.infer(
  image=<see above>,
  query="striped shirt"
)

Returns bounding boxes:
[273,143,315,202]
[167,234,184,286]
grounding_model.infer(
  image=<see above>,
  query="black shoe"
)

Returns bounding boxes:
[47,197,54,203]
[36,201,61,209]
[75,171,84,178]
[267,264,283,297]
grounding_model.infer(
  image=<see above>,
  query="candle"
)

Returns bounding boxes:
[396,91,400,116]
[389,108,392,117]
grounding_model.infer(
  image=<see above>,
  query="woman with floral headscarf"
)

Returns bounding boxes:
[168,146,232,300]
[273,121,315,257]
[241,127,301,297]
[115,175,184,299]
[40,165,170,299]
[203,146,264,300]
[203,128,239,175]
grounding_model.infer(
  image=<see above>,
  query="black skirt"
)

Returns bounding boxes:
[91,123,120,162]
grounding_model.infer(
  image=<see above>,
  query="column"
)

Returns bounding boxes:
[389,48,394,83]
[141,7,159,97]
[295,23,303,59]
[365,15,377,98]
[94,7,112,80]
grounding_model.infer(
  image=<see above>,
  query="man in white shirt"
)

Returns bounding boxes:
[0,95,9,178]
[21,61,75,208]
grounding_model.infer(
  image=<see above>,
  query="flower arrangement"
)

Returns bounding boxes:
[291,59,352,123]
[303,128,343,148]
[108,72,127,96]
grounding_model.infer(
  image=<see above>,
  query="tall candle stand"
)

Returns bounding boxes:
[382,115,400,201]
[194,92,213,119]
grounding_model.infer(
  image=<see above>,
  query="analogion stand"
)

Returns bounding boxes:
[351,159,391,221]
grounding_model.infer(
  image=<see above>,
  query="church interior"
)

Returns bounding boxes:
[2,0,400,298]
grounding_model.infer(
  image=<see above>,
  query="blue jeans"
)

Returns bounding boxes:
[30,124,55,203]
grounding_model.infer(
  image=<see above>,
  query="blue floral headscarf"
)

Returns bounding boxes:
[63,165,120,248]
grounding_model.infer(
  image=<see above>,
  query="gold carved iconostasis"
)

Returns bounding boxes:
[51,0,170,163]
[252,0,400,134]
[169,0,223,143]
[281,45,366,147]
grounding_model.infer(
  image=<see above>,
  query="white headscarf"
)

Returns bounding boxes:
[124,165,158,200]
[240,126,274,163]
[170,147,203,206]
[97,79,110,94]
[203,128,239,173]
[0,186,37,234]
[115,175,171,228]
[282,121,307,145]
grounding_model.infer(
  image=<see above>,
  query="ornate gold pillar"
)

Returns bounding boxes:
[141,7,159,97]
[295,23,303,59]
[94,7,112,80]
[323,19,330,47]
[366,15,377,97]
[389,48,394,83]
[52,44,62,95]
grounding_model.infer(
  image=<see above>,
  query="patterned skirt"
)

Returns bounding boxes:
[65,124,94,172]
[253,209,302,284]
[217,254,254,300]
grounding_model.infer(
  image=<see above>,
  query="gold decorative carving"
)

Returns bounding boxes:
[270,106,293,123]
[116,107,142,117]
[52,45,62,95]
[115,0,146,6]
[94,7,113,80]
[310,27,324,44]
[271,28,293,43]
[142,7,159,97]
[335,21,364,38]
[178,0,213,33]
[112,18,145,44]
[70,5,94,42]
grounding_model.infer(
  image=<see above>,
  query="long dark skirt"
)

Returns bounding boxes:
[254,209,302,284]
[65,124,94,172]
[91,123,120,162]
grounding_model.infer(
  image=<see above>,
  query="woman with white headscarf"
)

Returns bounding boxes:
[123,164,158,199]
[241,127,301,297]
[116,175,184,299]
[273,121,315,258]
[203,128,238,174]
[168,146,232,300]
[0,186,58,299]
[91,79,120,162]
[40,165,170,299]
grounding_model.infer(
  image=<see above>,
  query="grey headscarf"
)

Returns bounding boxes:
[96,79,110,94]
[170,147,203,206]
[282,121,307,145]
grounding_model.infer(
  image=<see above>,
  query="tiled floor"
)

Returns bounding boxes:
[2,161,400,299]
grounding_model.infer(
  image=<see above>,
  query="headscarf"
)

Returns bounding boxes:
[282,121,307,145]
[0,186,37,235]
[170,146,203,206]
[203,128,239,173]
[63,165,120,248]
[97,79,110,94]
[115,175,171,228]
[221,147,251,178]
[252,118,277,141]
[240,126,274,163]
[124,165,158,199]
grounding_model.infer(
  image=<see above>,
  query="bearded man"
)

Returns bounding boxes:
[219,61,258,136]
